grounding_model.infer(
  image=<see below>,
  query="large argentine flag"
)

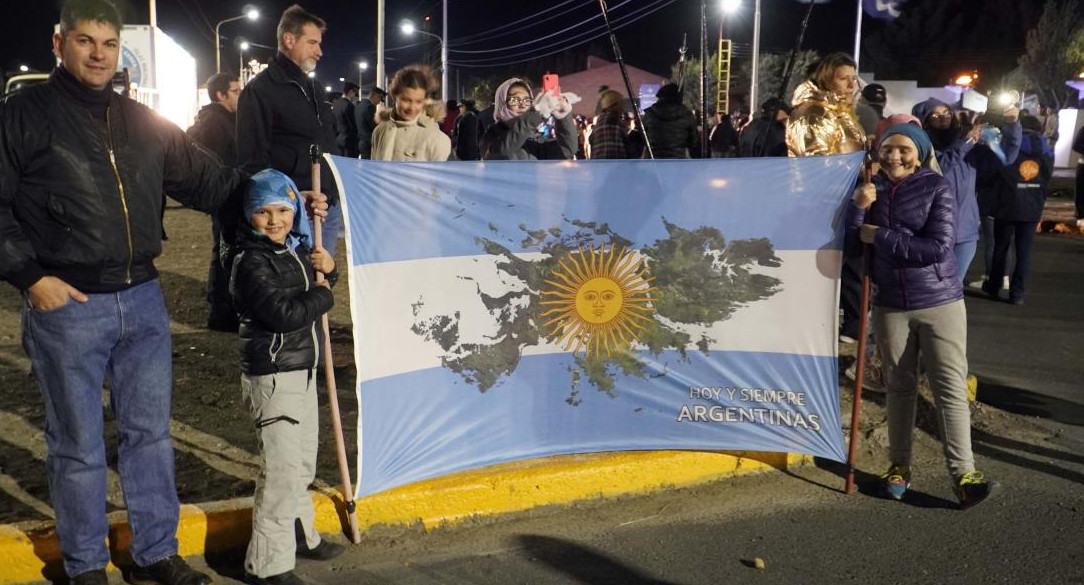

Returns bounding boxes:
[328,154,863,498]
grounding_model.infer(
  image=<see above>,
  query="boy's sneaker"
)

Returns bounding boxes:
[955,470,999,510]
[130,556,211,585]
[878,465,911,500]
[296,539,345,561]
[244,571,304,585]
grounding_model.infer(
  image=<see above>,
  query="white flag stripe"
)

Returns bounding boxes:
[351,249,840,383]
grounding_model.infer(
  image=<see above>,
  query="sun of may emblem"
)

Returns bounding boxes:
[540,244,657,359]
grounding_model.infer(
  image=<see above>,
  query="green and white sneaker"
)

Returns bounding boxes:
[955,470,999,510]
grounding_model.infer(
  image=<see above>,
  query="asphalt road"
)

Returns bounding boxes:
[200,437,1084,585]
[183,232,1084,585]
[965,233,1084,425]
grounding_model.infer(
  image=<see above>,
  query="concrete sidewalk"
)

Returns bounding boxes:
[0,450,806,584]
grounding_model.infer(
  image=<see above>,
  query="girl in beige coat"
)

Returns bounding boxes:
[370,65,451,161]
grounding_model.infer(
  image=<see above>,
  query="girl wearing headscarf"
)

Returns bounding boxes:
[846,124,997,510]
[482,77,580,160]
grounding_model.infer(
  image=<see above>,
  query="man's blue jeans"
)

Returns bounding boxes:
[21,279,179,577]
[317,203,344,258]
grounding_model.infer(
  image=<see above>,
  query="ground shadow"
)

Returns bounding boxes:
[516,534,686,585]
[203,527,249,581]
[913,379,1084,485]
[977,379,1084,427]
[810,457,958,509]
[971,428,1084,485]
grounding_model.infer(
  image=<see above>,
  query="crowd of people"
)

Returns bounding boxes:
[3,0,1079,584]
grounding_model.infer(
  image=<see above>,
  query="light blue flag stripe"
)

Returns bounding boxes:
[333,154,865,264]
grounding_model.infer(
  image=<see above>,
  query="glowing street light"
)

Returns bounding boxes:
[358,60,369,90]
[19,64,29,72]
[721,0,740,13]
[215,6,259,73]
[400,18,447,101]
[237,40,250,77]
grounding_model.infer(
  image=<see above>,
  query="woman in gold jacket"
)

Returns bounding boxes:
[786,52,866,156]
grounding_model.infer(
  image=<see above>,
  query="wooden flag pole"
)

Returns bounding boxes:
[845,153,875,495]
[309,145,362,543]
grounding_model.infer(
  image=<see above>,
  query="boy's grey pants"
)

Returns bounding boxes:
[241,369,323,578]
[872,300,975,478]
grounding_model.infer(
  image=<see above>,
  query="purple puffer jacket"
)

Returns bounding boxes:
[845,169,964,311]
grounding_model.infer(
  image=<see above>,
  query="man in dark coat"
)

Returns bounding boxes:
[453,99,481,160]
[738,97,792,157]
[237,4,343,254]
[708,112,739,158]
[355,86,386,159]
[188,72,241,331]
[189,73,240,165]
[641,83,698,158]
[331,80,359,158]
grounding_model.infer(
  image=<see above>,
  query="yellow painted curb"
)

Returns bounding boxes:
[0,450,805,584]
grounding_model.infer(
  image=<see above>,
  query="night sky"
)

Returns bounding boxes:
[0,0,1033,97]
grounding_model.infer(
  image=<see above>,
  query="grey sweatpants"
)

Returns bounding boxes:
[241,369,322,578]
[873,300,975,478]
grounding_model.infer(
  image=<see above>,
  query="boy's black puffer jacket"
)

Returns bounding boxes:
[230,229,335,375]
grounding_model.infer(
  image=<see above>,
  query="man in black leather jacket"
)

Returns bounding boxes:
[236,4,343,255]
[0,3,246,585]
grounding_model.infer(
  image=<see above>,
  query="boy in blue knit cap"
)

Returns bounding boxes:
[230,169,343,585]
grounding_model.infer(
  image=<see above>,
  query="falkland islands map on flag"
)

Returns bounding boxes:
[327,154,863,498]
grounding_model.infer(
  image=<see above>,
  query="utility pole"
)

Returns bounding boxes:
[442,0,449,102]
[377,0,386,95]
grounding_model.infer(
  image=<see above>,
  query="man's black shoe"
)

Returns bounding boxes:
[71,569,108,585]
[296,539,345,561]
[130,556,212,585]
[206,317,239,333]
[244,571,304,585]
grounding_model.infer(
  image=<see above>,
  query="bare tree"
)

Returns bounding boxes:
[1019,0,1084,109]
[735,51,820,110]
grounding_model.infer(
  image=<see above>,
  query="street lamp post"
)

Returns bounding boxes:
[749,0,761,112]
[358,61,369,91]
[215,7,259,74]
[238,40,250,80]
[400,20,447,101]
